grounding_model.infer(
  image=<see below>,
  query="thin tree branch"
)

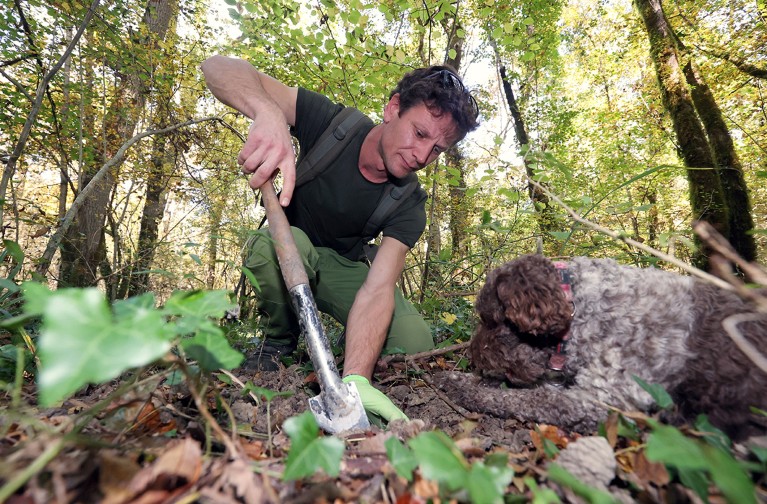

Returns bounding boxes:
[35,116,218,277]
[0,0,101,232]
[722,313,767,374]
[526,178,735,292]
[0,53,38,68]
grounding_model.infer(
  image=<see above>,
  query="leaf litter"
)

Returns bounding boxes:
[1,345,766,503]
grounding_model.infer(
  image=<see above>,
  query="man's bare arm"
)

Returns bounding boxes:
[342,237,409,380]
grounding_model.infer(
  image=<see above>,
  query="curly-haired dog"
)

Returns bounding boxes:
[436,254,767,440]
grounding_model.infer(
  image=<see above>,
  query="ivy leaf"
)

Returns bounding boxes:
[408,431,469,491]
[693,414,731,452]
[547,464,616,504]
[180,327,244,371]
[467,461,514,504]
[163,290,235,336]
[645,423,708,470]
[244,384,294,403]
[385,437,418,482]
[703,443,757,504]
[677,467,710,503]
[3,239,24,264]
[32,286,172,406]
[633,376,674,409]
[283,412,345,481]
[549,231,572,241]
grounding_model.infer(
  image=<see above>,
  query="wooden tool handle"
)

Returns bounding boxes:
[260,181,309,290]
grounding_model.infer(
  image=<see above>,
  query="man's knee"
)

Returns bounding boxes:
[243,227,315,270]
[386,313,434,354]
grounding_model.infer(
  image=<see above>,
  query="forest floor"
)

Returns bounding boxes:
[2,342,766,503]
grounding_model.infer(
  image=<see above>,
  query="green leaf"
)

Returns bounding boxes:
[703,443,757,504]
[467,461,514,504]
[2,239,24,264]
[645,423,708,470]
[547,464,617,504]
[163,290,235,336]
[677,467,710,502]
[244,384,294,402]
[633,375,674,409]
[21,281,52,316]
[35,287,173,406]
[408,431,469,491]
[693,415,731,452]
[385,437,418,482]
[750,445,767,464]
[181,327,244,371]
[549,231,572,241]
[0,278,20,293]
[283,412,345,480]
[241,266,260,292]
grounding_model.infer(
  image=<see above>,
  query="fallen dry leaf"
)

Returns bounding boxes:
[116,437,202,504]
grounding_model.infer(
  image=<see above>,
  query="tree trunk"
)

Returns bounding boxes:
[446,149,469,258]
[58,0,177,288]
[633,0,728,269]
[499,65,558,245]
[127,135,173,297]
[683,60,756,262]
[442,16,471,262]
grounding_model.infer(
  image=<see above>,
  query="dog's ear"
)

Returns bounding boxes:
[475,268,507,327]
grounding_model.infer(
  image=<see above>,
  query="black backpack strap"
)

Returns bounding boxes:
[296,107,371,187]
[361,173,420,244]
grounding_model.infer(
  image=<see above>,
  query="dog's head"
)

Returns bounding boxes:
[470,254,575,386]
[469,323,553,386]
[475,254,572,335]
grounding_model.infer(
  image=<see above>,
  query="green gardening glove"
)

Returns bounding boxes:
[343,374,409,423]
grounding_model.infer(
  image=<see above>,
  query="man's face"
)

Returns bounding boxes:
[380,94,460,179]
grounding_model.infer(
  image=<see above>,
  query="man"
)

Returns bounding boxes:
[201,55,479,422]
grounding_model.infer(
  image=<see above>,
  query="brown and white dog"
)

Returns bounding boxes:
[436,254,767,440]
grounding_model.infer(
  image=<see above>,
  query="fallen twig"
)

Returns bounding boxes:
[380,341,471,367]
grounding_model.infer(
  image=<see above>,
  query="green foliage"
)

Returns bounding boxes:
[282,411,345,481]
[632,375,674,410]
[403,431,514,503]
[646,421,757,504]
[21,283,241,406]
[525,477,561,503]
[547,464,617,504]
[0,241,25,317]
[419,294,475,346]
[385,436,418,481]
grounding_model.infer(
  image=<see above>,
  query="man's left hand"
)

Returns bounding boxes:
[343,374,409,423]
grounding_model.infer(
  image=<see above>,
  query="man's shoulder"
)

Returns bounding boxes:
[294,88,373,151]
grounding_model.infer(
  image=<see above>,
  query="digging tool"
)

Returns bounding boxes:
[259,181,370,434]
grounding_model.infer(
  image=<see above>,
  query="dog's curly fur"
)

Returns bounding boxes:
[436,254,767,439]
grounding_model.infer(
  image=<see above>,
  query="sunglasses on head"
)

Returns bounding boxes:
[424,69,479,118]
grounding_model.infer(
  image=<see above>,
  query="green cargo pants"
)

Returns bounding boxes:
[242,227,434,354]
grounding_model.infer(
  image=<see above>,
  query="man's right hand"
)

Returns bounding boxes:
[238,109,297,204]
[200,55,298,206]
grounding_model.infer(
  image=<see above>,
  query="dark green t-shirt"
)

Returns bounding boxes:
[285,88,427,261]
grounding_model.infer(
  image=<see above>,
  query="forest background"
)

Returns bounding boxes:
[1,0,767,501]
[1,0,766,304]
